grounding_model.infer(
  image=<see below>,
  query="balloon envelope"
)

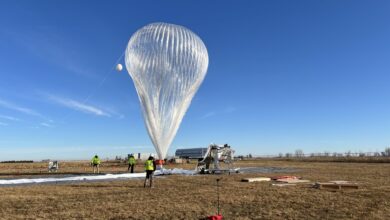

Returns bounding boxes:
[125,23,209,159]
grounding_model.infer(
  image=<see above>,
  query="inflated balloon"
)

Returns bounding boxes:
[116,64,123,72]
[125,23,209,159]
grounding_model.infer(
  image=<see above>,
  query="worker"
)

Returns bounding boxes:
[91,155,101,174]
[128,154,136,173]
[144,155,156,188]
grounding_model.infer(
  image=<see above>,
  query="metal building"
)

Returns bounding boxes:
[175,148,208,159]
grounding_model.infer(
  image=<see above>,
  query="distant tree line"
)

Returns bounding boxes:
[235,154,253,160]
[0,160,34,163]
[277,147,390,158]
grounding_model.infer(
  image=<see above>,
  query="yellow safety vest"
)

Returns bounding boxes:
[128,157,136,165]
[145,160,154,171]
[91,157,100,165]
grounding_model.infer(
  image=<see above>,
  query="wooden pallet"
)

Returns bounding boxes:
[315,182,359,190]
[241,177,271,182]
[276,179,311,183]
[272,183,297,187]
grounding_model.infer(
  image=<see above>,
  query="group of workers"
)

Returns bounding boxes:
[90,154,156,187]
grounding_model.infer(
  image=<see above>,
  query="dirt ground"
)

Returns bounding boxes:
[0,160,389,220]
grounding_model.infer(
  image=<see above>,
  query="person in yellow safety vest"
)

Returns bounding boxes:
[91,155,101,174]
[144,156,156,188]
[128,154,136,173]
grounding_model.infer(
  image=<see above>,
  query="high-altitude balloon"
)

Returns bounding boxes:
[125,23,209,159]
[116,64,123,72]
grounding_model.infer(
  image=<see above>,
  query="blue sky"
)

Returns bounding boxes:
[0,0,389,160]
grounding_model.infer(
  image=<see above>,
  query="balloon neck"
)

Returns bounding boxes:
[156,160,164,165]
[156,160,164,170]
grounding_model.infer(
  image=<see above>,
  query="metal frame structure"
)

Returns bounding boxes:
[196,144,238,174]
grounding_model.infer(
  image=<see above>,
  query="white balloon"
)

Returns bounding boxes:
[116,64,123,72]
[125,23,209,159]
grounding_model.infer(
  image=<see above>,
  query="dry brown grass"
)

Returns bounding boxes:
[0,160,389,219]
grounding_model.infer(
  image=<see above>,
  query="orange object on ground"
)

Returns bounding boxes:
[208,215,223,220]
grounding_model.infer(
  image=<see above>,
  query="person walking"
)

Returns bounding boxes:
[128,154,136,173]
[144,156,156,188]
[91,155,101,174]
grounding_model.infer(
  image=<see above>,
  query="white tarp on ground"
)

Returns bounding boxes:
[156,168,197,175]
[0,169,197,185]
[0,173,146,185]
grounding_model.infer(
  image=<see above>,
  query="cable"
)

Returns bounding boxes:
[82,51,125,104]
[59,51,125,123]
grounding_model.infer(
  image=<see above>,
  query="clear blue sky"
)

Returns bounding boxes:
[0,0,389,160]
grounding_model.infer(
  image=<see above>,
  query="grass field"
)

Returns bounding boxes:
[0,160,389,219]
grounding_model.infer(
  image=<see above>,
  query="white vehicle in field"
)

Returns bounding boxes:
[48,161,59,172]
